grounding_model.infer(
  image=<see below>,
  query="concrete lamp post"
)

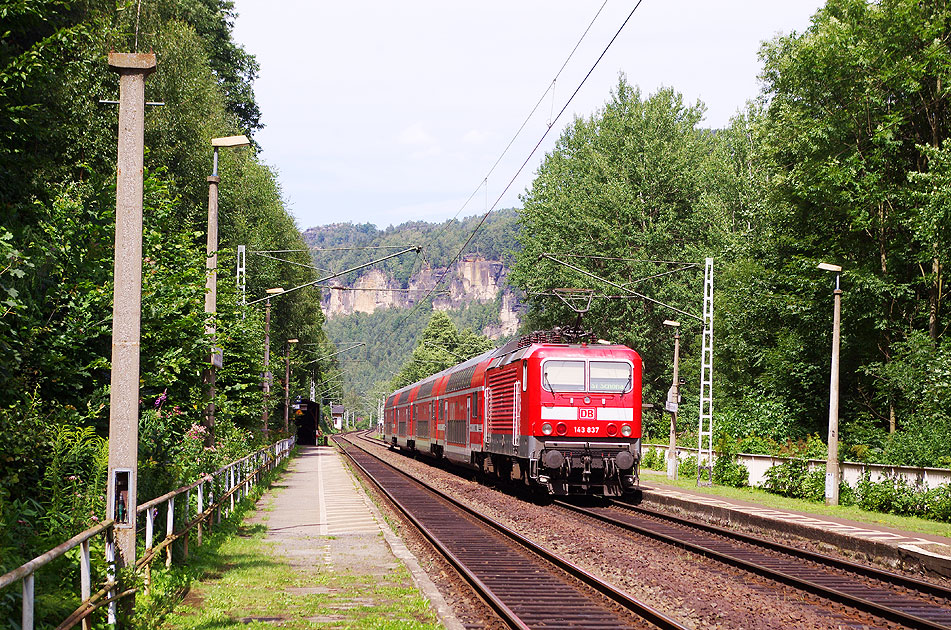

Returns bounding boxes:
[262,287,284,436]
[284,338,299,432]
[203,134,250,442]
[818,262,843,506]
[663,320,681,480]
[105,53,156,608]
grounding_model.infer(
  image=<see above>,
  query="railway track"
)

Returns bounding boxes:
[556,499,951,630]
[335,435,687,630]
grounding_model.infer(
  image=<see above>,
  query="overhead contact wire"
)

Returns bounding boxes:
[407,0,612,278]
[388,0,645,345]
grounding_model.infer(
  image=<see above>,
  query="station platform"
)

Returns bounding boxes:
[638,470,951,578]
[247,445,464,629]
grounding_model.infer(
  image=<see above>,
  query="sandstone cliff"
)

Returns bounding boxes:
[321,255,520,339]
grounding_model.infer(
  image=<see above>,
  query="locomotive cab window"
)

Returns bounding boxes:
[590,361,632,393]
[543,360,585,392]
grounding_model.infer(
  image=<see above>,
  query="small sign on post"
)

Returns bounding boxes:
[665,385,680,413]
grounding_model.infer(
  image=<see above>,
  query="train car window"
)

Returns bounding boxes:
[542,360,585,392]
[471,392,478,418]
[590,361,632,393]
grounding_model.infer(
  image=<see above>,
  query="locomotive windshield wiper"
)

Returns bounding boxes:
[542,372,566,398]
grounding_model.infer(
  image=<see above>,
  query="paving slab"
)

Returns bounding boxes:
[247,445,464,629]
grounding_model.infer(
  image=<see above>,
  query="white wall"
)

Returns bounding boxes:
[643,444,951,490]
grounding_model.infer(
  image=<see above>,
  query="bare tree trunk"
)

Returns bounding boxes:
[929,251,940,341]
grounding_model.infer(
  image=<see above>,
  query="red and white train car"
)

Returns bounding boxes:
[383,333,642,496]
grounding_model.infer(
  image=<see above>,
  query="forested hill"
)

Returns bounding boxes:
[302,209,522,409]
[300,208,519,289]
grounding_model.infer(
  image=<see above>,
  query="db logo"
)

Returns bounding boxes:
[578,408,596,420]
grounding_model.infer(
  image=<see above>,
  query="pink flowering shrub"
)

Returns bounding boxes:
[174,420,253,484]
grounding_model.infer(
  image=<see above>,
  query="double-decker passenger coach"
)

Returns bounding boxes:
[384,332,642,496]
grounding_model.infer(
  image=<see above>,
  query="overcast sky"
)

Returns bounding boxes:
[232,1,825,231]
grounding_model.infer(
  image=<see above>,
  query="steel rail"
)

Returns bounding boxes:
[337,438,527,628]
[614,500,951,599]
[337,435,687,630]
[555,500,951,630]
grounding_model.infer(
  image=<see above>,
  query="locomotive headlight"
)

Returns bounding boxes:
[606,423,618,437]
[556,422,568,436]
[621,424,633,437]
[542,422,553,435]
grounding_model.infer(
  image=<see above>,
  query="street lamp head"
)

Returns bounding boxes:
[287,338,299,344]
[817,263,842,273]
[211,135,251,148]
[663,320,681,327]
[265,287,285,295]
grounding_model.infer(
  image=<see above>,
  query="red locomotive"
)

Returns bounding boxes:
[383,331,642,496]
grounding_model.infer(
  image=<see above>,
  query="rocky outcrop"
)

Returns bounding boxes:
[321,255,520,339]
[483,291,521,339]
[323,269,405,315]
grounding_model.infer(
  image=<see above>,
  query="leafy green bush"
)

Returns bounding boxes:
[853,472,928,516]
[41,424,108,534]
[779,434,828,459]
[709,399,830,459]
[712,436,749,487]
[923,485,951,522]
[762,459,810,498]
[761,466,951,524]
[641,446,666,471]
[712,454,749,488]
[716,395,801,444]
[800,468,826,502]
[642,413,670,444]
[735,434,778,456]
[678,454,699,478]
[859,332,951,469]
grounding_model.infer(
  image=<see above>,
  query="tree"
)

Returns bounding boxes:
[390,311,493,391]
[757,0,951,434]
[510,77,731,402]
[0,1,326,588]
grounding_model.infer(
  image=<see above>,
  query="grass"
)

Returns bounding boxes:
[142,455,441,630]
[155,523,441,629]
[640,468,951,539]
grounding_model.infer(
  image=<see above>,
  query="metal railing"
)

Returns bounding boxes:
[0,436,296,629]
